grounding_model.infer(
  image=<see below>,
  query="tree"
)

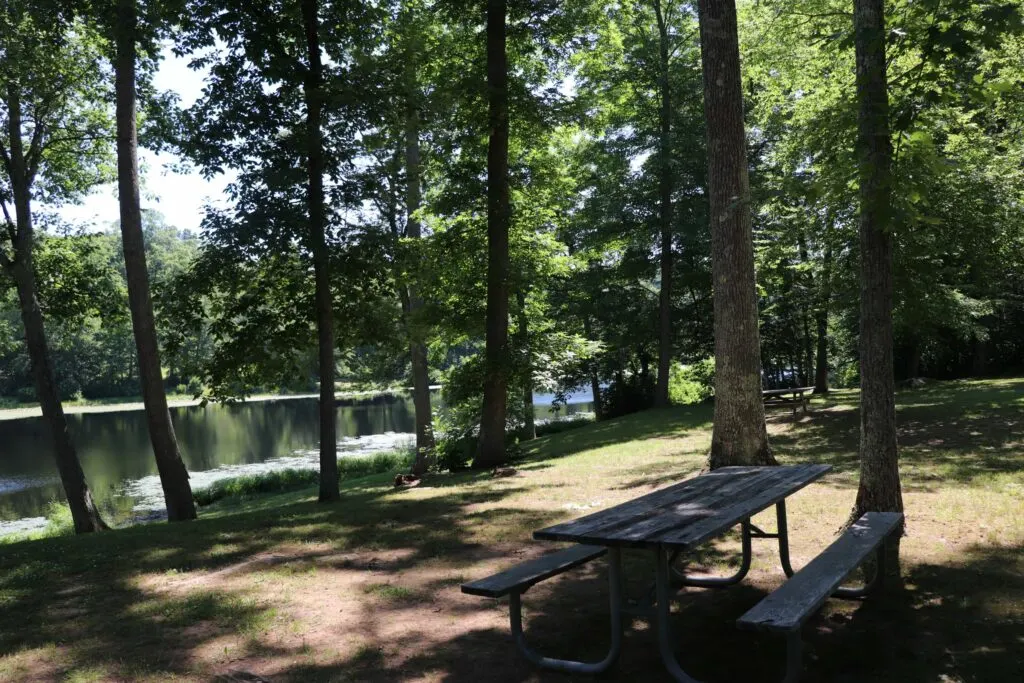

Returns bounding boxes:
[475,0,511,469]
[697,0,774,467]
[0,5,109,532]
[851,0,903,574]
[300,0,339,502]
[113,0,196,521]
[653,0,674,408]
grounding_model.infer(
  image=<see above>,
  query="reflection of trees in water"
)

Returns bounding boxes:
[0,394,420,520]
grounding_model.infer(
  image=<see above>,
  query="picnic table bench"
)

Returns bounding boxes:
[763,386,815,414]
[462,464,903,682]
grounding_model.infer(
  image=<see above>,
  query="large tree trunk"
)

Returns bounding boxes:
[697,0,775,468]
[851,0,904,578]
[302,0,338,501]
[653,0,674,408]
[114,0,196,522]
[475,0,511,469]
[11,260,109,533]
[814,245,833,393]
[2,87,107,534]
[405,84,435,475]
[516,290,536,440]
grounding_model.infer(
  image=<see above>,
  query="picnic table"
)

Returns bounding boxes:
[463,463,903,682]
[763,386,815,414]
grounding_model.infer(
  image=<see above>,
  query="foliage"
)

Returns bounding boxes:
[668,358,714,405]
[0,215,204,401]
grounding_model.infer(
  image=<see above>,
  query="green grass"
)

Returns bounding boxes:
[0,378,1020,682]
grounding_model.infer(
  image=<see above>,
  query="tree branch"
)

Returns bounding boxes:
[0,198,15,242]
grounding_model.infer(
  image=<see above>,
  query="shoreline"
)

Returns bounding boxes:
[0,388,421,421]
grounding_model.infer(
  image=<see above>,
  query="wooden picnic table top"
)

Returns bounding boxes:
[534,464,831,551]
[762,386,815,397]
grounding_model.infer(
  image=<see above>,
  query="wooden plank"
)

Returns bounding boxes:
[461,544,607,598]
[533,467,752,541]
[532,466,773,546]
[736,512,904,633]
[607,466,801,544]
[534,464,832,550]
[657,464,830,547]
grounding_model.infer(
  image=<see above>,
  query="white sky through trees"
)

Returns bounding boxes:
[57,47,232,233]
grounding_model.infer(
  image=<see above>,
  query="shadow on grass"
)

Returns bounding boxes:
[0,480,540,680]
[771,379,1023,490]
[265,540,1023,683]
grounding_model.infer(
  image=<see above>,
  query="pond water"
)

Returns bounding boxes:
[0,390,593,535]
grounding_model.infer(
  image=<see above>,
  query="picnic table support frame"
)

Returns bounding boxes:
[655,545,703,683]
[508,547,623,674]
[832,540,886,599]
[671,500,797,586]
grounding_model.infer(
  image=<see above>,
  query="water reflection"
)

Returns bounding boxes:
[0,391,593,527]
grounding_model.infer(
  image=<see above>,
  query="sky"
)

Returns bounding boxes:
[56,48,231,233]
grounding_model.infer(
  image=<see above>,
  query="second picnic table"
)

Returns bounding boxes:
[532,463,831,681]
[762,386,815,414]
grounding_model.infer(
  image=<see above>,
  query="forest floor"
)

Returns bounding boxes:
[0,378,1021,682]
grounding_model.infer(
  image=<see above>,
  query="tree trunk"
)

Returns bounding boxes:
[814,245,833,393]
[906,341,921,380]
[654,0,674,408]
[114,0,196,521]
[405,83,435,475]
[10,260,109,533]
[475,0,511,469]
[583,316,603,419]
[697,0,775,468]
[971,335,987,377]
[516,290,536,440]
[851,0,904,578]
[302,0,338,501]
[2,86,107,534]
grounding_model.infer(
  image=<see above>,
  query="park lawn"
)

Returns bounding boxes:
[0,379,1021,682]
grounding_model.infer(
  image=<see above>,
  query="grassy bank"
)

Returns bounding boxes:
[0,378,1020,682]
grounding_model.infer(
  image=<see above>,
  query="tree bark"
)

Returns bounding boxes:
[475,0,511,469]
[582,316,603,419]
[516,290,536,440]
[697,0,774,468]
[654,0,674,408]
[851,0,904,578]
[405,80,435,475]
[302,0,338,501]
[3,88,106,533]
[814,245,833,393]
[114,0,196,521]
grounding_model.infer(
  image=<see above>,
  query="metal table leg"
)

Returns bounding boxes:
[508,547,623,674]
[775,499,795,578]
[671,520,752,587]
[655,545,703,682]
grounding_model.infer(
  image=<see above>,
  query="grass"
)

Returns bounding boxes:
[0,377,1021,682]
[192,449,415,506]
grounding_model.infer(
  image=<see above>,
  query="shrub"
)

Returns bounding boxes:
[434,434,474,473]
[601,376,654,419]
[668,359,715,405]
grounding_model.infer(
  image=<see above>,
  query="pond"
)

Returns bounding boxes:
[0,390,594,536]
